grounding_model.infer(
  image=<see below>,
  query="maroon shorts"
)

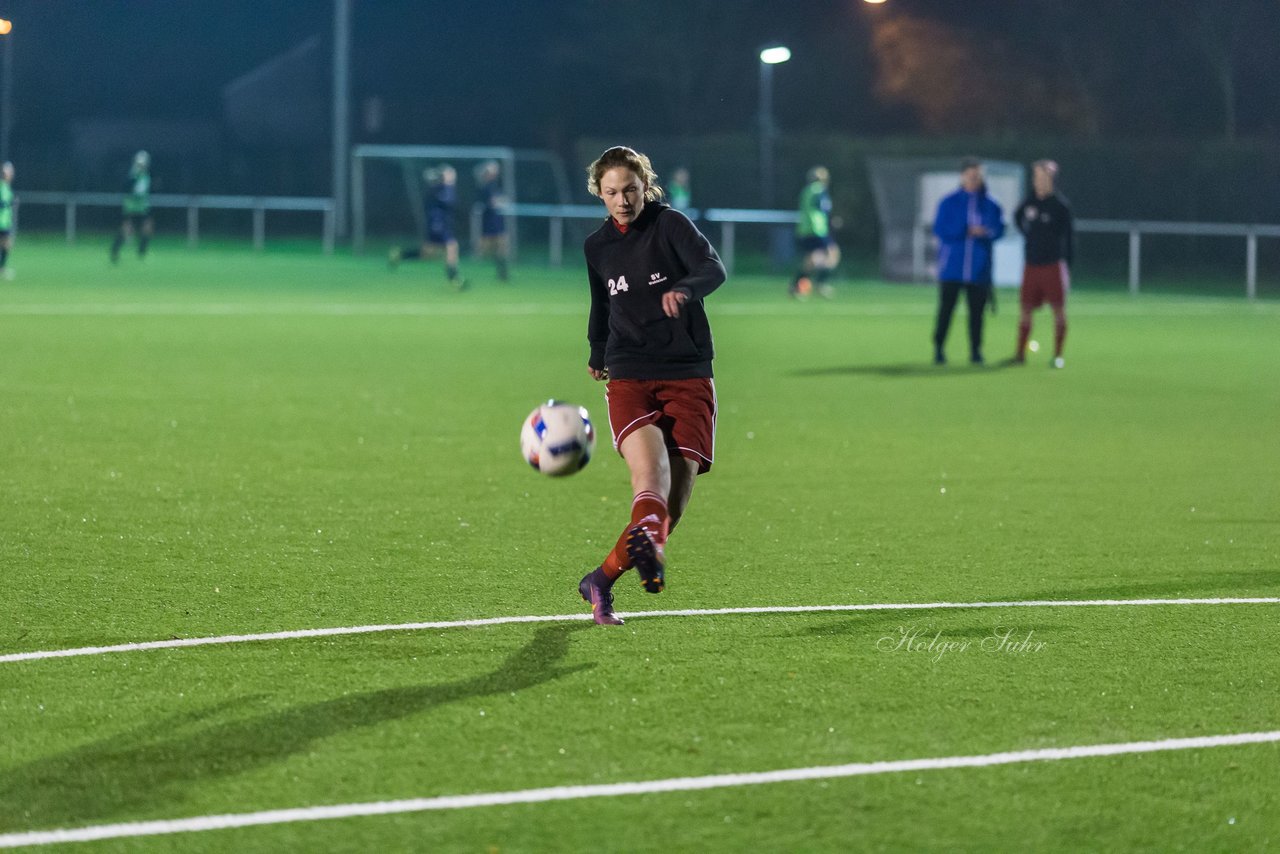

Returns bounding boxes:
[1021,261,1069,310]
[605,377,717,474]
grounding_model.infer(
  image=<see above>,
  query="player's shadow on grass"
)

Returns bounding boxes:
[791,615,1073,640]
[0,622,594,832]
[791,361,1016,378]
[1018,568,1280,602]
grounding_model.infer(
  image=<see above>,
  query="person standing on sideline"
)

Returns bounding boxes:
[667,167,692,212]
[932,158,1004,365]
[578,146,726,626]
[110,150,154,264]
[389,164,467,290]
[474,160,510,281]
[1012,160,1073,368]
[790,166,840,299]
[0,162,15,279]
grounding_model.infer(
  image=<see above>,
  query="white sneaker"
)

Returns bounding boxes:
[1,268,13,280]
[1052,356,1065,369]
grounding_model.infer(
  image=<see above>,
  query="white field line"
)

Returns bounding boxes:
[3,597,1277,666]
[0,301,1273,318]
[1,729,1277,848]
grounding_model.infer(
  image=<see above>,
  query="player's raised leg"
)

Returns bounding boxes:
[579,419,671,621]
[390,241,426,267]
[619,424,671,593]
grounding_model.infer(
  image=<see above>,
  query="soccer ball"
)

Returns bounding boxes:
[520,400,596,477]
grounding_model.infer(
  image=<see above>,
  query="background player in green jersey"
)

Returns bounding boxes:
[0,161,15,279]
[789,166,840,298]
[667,167,692,212]
[110,150,154,264]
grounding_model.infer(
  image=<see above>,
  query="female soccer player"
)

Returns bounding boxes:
[474,160,510,281]
[389,164,466,289]
[577,146,726,626]
[110,150,154,264]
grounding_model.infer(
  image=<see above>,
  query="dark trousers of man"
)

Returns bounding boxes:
[933,280,991,362]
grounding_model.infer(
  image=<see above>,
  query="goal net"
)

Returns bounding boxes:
[350,144,571,257]
[868,157,1026,285]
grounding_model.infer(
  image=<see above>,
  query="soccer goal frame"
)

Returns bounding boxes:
[350,144,572,257]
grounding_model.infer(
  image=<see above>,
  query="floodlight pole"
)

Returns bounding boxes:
[758,60,774,207]
[1,25,12,163]
[332,0,351,239]
[757,46,789,208]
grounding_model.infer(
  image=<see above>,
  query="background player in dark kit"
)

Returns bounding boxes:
[1012,159,1074,368]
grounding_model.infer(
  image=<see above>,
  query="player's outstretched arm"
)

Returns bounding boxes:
[663,211,725,302]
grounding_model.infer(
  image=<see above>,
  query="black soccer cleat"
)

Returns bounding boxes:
[626,524,666,594]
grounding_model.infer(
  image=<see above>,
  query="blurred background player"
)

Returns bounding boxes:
[667,166,692,212]
[474,160,509,281]
[110,150,153,264]
[389,164,467,289]
[931,158,1004,365]
[578,146,726,626]
[1012,159,1074,368]
[0,161,15,279]
[789,166,840,299]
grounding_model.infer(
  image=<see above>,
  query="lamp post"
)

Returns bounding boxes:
[0,18,12,164]
[757,45,790,208]
[332,0,351,238]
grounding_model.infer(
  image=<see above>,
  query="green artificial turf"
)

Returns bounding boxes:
[0,239,1277,851]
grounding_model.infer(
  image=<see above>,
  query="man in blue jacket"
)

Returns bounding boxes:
[932,159,1004,365]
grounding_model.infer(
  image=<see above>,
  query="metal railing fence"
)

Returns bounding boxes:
[15,191,336,253]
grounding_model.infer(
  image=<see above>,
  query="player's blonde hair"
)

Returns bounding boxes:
[587,146,664,201]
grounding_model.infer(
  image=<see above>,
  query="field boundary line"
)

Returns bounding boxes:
[1,729,1276,848]
[3,597,1276,665]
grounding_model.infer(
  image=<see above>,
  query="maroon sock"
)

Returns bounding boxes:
[601,491,669,577]
[1015,319,1032,359]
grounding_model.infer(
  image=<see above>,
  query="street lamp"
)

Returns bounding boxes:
[757,45,790,207]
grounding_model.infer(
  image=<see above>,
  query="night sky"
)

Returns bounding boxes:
[4,1,1279,193]
[8,1,878,145]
